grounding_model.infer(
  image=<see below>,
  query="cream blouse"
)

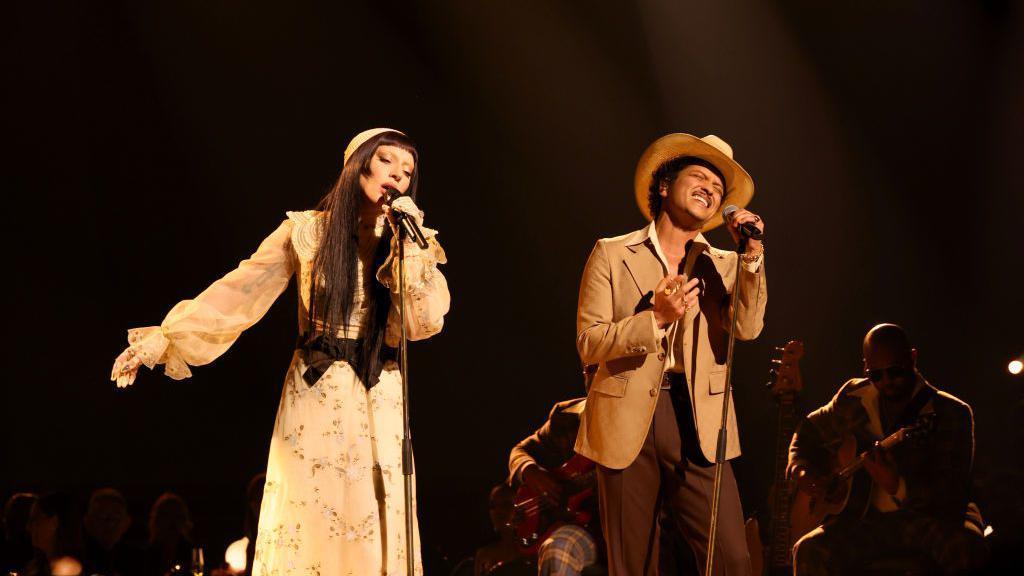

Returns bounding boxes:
[126,210,450,379]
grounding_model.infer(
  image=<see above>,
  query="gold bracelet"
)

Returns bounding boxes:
[741,247,764,264]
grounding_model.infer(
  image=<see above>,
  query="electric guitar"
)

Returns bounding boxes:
[510,453,596,558]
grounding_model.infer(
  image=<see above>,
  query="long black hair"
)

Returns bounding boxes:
[308,131,419,386]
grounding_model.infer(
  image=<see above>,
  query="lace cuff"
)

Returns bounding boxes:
[376,227,448,294]
[127,326,193,380]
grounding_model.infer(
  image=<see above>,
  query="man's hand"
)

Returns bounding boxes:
[863,442,900,495]
[522,464,563,504]
[725,207,764,253]
[793,466,824,497]
[653,275,700,329]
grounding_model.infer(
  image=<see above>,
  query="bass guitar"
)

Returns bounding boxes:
[746,340,805,576]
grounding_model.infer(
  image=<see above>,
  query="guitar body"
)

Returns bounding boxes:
[787,489,821,544]
[512,454,596,557]
[789,435,858,540]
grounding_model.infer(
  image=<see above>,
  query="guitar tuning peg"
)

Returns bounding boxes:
[769,368,778,378]
[765,380,774,388]
[774,346,784,351]
[771,359,782,366]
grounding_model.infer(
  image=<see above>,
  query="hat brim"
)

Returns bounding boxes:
[634,134,754,231]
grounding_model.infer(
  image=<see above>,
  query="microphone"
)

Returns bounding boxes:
[383,186,430,249]
[722,204,763,240]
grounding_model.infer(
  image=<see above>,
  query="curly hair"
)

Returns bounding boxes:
[647,156,726,220]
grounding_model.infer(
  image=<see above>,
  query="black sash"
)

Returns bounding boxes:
[297,334,397,389]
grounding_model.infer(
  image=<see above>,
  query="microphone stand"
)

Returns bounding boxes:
[397,230,417,575]
[704,235,748,576]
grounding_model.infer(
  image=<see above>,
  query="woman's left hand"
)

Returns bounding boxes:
[110,346,144,388]
[385,196,425,230]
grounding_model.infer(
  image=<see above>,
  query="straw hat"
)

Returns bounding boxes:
[634,133,754,231]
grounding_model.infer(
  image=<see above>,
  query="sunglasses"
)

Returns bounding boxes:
[866,366,912,382]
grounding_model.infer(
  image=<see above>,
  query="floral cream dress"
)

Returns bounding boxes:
[126,210,449,575]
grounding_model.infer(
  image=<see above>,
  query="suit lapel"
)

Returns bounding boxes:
[680,245,704,326]
[678,238,711,382]
[851,382,883,439]
[622,239,664,299]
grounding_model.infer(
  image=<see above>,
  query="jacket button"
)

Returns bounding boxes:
[657,352,666,361]
[650,388,658,396]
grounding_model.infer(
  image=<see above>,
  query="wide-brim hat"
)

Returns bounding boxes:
[634,133,754,231]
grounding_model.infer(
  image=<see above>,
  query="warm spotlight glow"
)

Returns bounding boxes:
[226,536,249,572]
[1009,360,1023,375]
[51,556,83,576]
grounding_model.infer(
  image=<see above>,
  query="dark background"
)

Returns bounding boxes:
[5,0,1023,570]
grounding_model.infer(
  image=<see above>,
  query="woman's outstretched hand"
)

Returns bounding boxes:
[110,346,143,388]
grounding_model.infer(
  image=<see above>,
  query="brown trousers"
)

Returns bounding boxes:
[597,388,751,575]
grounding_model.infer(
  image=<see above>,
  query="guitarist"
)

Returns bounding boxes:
[788,324,987,575]
[508,398,601,575]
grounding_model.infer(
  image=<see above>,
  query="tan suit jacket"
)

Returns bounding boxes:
[574,225,767,469]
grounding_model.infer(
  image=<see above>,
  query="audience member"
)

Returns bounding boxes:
[25,492,84,576]
[144,492,193,576]
[81,488,143,575]
[2,492,39,572]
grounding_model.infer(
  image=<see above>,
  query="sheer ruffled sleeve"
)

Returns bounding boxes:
[127,219,296,379]
[376,229,450,347]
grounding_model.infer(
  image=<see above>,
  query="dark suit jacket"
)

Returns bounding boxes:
[508,398,586,485]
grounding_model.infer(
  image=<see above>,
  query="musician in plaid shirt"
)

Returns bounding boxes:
[508,398,601,575]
